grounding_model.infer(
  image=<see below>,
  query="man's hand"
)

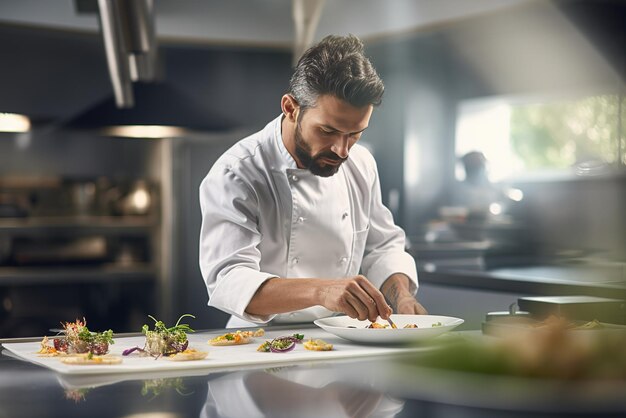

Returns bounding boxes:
[381,274,428,315]
[245,274,422,320]
[318,275,392,322]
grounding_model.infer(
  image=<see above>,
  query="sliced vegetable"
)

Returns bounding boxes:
[257,335,301,353]
[269,337,296,353]
[122,346,146,356]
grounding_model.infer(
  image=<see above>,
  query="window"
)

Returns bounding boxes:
[455,94,624,181]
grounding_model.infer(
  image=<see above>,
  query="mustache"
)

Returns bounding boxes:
[313,151,348,163]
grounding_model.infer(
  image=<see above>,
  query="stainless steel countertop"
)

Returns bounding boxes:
[1,328,625,418]
[418,257,626,300]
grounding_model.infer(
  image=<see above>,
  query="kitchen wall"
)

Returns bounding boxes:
[510,176,626,260]
[0,25,293,333]
[365,0,626,259]
[1,0,624,333]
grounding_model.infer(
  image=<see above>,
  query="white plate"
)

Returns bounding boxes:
[314,314,464,344]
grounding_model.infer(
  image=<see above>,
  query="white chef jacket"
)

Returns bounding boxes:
[199,115,417,327]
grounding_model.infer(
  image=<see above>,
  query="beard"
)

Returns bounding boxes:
[294,123,347,177]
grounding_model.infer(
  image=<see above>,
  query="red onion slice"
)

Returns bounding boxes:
[269,337,296,353]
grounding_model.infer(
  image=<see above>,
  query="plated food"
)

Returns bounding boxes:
[37,318,114,356]
[167,348,209,361]
[314,314,464,344]
[122,314,207,360]
[303,338,333,351]
[366,322,426,329]
[257,333,305,353]
[209,328,265,346]
[60,353,123,365]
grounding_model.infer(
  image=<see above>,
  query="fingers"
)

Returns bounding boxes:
[344,292,374,322]
[340,297,360,319]
[347,276,391,321]
[353,276,392,319]
[328,276,394,321]
[414,301,428,315]
[395,296,429,315]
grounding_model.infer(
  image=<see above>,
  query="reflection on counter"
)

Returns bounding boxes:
[56,364,405,418]
[141,377,192,401]
[202,368,403,418]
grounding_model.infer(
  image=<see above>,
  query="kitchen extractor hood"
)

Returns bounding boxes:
[97,0,158,108]
[63,82,234,136]
[292,0,326,65]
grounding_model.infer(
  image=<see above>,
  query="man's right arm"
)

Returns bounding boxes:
[199,166,277,323]
[246,275,392,323]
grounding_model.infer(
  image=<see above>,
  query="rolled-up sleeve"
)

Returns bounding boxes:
[199,165,278,323]
[359,160,418,293]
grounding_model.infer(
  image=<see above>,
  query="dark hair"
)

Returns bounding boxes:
[289,35,384,110]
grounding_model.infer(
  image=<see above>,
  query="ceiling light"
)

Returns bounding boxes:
[120,413,182,418]
[102,125,188,138]
[0,113,31,133]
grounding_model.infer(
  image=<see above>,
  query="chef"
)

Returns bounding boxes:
[199,34,427,328]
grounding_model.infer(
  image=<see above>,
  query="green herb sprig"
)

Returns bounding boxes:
[77,327,115,345]
[142,314,196,343]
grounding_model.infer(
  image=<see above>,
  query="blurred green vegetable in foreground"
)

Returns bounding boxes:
[406,321,626,381]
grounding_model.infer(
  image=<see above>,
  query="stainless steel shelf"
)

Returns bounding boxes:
[0,264,157,285]
[0,216,158,234]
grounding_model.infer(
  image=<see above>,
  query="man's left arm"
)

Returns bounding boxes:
[380,273,428,315]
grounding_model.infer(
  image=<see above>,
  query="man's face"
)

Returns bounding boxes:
[292,95,373,177]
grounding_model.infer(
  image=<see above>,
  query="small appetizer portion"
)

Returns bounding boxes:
[257,334,304,353]
[366,322,421,329]
[123,313,196,359]
[303,339,333,351]
[61,353,122,365]
[167,348,209,361]
[208,328,265,346]
[37,336,61,356]
[38,319,114,356]
[366,322,389,329]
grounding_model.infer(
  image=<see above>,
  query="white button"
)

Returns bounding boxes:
[297,216,305,223]
[292,257,299,264]
[291,175,299,182]
[342,212,349,220]
[339,257,348,264]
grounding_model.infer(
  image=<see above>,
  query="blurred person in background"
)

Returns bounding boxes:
[453,151,504,222]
